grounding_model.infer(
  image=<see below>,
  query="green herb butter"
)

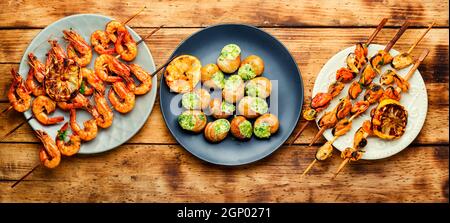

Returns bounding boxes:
[224,75,243,90]
[221,101,235,114]
[254,122,271,138]
[218,44,241,61]
[238,120,253,138]
[178,113,196,131]
[238,63,256,81]
[213,119,230,135]
[181,92,200,110]
[250,97,268,114]
[211,71,225,89]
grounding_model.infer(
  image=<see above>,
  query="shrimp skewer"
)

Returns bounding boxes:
[333,49,429,178]
[289,18,388,146]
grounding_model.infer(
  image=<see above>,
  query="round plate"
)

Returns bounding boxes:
[18,14,157,154]
[313,44,427,160]
[160,24,303,165]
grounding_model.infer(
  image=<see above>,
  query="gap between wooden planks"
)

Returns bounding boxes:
[0,143,447,202]
[0,0,448,28]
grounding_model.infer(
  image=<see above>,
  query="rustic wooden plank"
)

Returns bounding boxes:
[0,27,447,100]
[0,0,448,28]
[0,102,448,145]
[0,143,447,202]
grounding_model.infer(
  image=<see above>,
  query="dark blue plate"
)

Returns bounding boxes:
[160,24,303,165]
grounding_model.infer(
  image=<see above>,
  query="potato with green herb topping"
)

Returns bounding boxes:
[204,119,231,143]
[237,96,268,119]
[254,114,279,139]
[217,44,241,73]
[178,110,207,133]
[230,116,253,140]
[238,55,264,81]
[222,75,245,103]
[245,77,272,98]
[209,98,236,119]
[181,88,211,110]
[201,64,225,89]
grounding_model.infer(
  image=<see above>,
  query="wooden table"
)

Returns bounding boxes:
[0,0,448,203]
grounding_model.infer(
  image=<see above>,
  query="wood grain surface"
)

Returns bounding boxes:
[0,0,448,203]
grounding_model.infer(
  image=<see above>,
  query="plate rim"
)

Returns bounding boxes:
[18,13,157,154]
[159,23,304,166]
[312,44,428,160]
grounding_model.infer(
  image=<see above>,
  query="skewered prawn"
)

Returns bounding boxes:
[64,29,92,67]
[57,93,90,111]
[81,68,105,93]
[32,95,64,125]
[108,81,135,113]
[129,64,152,95]
[90,30,115,55]
[26,66,45,96]
[8,69,32,113]
[115,30,137,61]
[105,20,127,43]
[56,122,81,156]
[35,130,61,169]
[69,109,98,141]
[27,53,46,83]
[91,91,114,128]
[94,54,125,83]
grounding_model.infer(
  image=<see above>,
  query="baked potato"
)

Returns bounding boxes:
[181,88,211,110]
[245,77,272,98]
[230,116,253,140]
[200,63,225,89]
[209,98,236,119]
[253,113,279,139]
[178,110,207,133]
[204,119,230,143]
[217,44,241,73]
[238,55,264,80]
[222,75,245,103]
[164,55,201,93]
[237,96,268,119]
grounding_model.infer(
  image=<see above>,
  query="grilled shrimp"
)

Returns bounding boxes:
[32,95,64,125]
[108,81,135,113]
[57,93,90,111]
[69,108,98,141]
[8,69,32,113]
[26,67,45,96]
[64,29,92,67]
[56,122,81,156]
[92,91,114,128]
[105,20,127,43]
[115,30,137,61]
[28,53,45,83]
[94,54,125,83]
[91,30,115,55]
[35,130,61,169]
[81,68,105,93]
[129,64,152,95]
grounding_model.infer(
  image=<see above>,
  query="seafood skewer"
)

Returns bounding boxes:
[289,18,388,146]
[333,49,429,178]
[391,22,434,69]
[307,21,410,146]
[301,21,412,177]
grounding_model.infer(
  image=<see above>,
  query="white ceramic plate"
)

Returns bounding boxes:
[312,44,427,160]
[18,14,157,154]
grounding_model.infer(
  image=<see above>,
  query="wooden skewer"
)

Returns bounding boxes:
[308,127,327,146]
[0,116,33,142]
[301,159,317,178]
[150,56,178,77]
[289,18,389,147]
[407,22,434,54]
[122,6,146,25]
[11,164,40,188]
[384,21,410,52]
[333,48,430,179]
[365,18,389,45]
[114,24,164,59]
